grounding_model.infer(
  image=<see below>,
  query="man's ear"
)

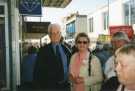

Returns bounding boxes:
[75,44,77,48]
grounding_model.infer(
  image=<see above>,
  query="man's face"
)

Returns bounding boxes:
[49,25,61,43]
[111,40,127,50]
[115,53,135,85]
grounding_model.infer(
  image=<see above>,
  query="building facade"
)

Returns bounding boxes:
[87,0,135,42]
[64,13,87,44]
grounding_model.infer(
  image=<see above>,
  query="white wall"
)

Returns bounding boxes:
[87,6,109,39]
[109,0,124,26]
[41,35,50,44]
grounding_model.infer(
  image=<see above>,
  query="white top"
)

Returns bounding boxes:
[104,56,116,79]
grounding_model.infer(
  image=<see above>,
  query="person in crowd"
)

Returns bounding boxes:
[101,31,130,91]
[21,46,37,89]
[131,35,135,44]
[115,43,135,91]
[102,43,113,69]
[69,32,103,91]
[92,42,112,74]
[0,50,5,90]
[104,31,130,79]
[60,36,72,50]
[71,44,78,55]
[33,23,71,91]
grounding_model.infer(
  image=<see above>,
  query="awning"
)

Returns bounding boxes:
[43,0,72,8]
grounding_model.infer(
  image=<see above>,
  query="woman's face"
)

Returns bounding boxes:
[76,37,89,52]
[111,40,127,50]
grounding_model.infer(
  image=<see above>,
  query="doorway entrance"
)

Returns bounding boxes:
[0,3,10,90]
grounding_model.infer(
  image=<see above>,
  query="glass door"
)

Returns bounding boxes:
[0,14,6,89]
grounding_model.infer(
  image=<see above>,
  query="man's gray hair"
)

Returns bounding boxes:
[112,31,130,42]
[48,23,61,34]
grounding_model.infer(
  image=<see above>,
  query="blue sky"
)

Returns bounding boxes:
[27,0,108,23]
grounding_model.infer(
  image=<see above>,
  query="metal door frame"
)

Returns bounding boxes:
[0,2,10,90]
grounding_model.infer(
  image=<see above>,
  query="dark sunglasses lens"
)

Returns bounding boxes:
[77,41,88,44]
[83,41,88,44]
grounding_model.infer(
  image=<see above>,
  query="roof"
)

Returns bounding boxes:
[43,0,72,8]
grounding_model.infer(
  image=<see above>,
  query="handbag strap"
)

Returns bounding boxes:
[88,52,92,76]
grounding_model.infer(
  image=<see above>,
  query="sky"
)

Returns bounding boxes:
[27,0,108,24]
[64,0,107,15]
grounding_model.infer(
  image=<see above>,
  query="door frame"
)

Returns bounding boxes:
[0,2,10,90]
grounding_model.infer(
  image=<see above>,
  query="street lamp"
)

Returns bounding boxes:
[129,0,131,25]
[108,0,109,29]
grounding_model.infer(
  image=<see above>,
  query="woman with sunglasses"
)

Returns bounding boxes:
[69,32,103,91]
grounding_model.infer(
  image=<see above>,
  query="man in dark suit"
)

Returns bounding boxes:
[33,23,71,91]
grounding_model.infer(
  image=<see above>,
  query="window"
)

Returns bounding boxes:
[0,6,4,15]
[66,21,75,38]
[89,17,93,32]
[124,0,135,25]
[103,11,109,30]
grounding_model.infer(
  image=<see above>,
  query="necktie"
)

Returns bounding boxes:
[56,45,62,61]
[56,45,68,80]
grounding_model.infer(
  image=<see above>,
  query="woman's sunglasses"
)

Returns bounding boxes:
[77,41,88,44]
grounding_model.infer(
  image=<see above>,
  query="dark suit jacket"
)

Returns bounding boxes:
[33,43,71,89]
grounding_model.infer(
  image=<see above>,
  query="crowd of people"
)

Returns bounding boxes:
[20,23,135,91]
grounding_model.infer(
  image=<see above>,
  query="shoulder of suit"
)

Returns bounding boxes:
[61,44,71,53]
[39,43,51,51]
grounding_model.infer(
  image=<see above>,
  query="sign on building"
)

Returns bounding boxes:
[19,0,42,15]
[25,22,50,33]
[109,25,134,40]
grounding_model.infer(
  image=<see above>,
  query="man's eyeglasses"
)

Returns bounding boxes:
[77,41,88,44]
[49,32,61,35]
